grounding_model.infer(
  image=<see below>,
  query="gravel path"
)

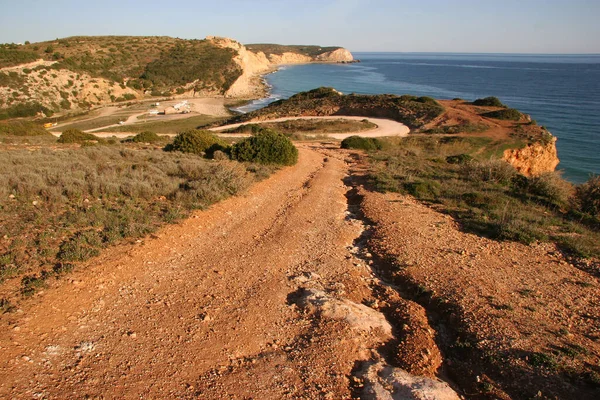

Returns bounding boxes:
[0,145,453,399]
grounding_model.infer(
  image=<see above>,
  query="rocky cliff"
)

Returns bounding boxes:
[316,48,354,62]
[503,136,560,176]
[208,37,354,98]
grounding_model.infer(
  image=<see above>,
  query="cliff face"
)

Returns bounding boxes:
[503,137,560,176]
[207,36,354,98]
[316,48,354,62]
[206,37,271,98]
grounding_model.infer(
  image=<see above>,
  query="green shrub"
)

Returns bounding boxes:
[572,175,600,219]
[165,129,226,155]
[124,131,161,143]
[473,96,506,107]
[58,128,102,144]
[341,135,383,151]
[482,108,522,121]
[231,130,298,165]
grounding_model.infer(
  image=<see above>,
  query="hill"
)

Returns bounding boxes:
[0,36,354,119]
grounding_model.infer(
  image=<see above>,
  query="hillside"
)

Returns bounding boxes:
[0,36,354,119]
[222,88,559,176]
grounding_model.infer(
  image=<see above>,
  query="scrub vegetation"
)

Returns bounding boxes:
[367,136,600,259]
[226,87,445,129]
[0,125,283,304]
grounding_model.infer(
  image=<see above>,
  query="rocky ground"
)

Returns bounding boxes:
[0,144,597,399]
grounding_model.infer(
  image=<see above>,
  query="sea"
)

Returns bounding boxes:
[235,53,600,184]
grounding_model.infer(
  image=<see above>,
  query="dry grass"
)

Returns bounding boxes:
[225,119,376,136]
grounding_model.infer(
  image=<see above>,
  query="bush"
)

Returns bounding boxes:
[165,129,226,155]
[518,172,573,206]
[57,128,102,144]
[473,96,506,107]
[482,108,522,121]
[572,175,600,218]
[341,135,383,151]
[124,131,161,143]
[231,130,298,166]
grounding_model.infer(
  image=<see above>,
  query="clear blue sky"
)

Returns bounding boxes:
[1,0,599,53]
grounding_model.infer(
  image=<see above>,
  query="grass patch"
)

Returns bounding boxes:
[53,116,126,132]
[103,115,222,134]
[224,118,376,135]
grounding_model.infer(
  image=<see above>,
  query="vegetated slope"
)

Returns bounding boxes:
[0,37,243,118]
[0,37,353,119]
[140,41,241,93]
[226,87,445,129]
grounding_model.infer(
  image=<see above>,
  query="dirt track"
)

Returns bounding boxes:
[2,143,596,398]
[0,145,453,398]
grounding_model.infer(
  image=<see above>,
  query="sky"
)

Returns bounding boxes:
[1,0,599,53]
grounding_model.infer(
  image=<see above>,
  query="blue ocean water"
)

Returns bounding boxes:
[238,53,600,183]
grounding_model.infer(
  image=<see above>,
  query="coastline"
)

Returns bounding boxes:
[230,66,281,113]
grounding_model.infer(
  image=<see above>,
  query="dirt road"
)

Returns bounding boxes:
[0,145,455,399]
[210,116,410,139]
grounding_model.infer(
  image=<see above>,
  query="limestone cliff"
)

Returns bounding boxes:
[316,48,354,62]
[503,136,560,176]
[207,36,354,98]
